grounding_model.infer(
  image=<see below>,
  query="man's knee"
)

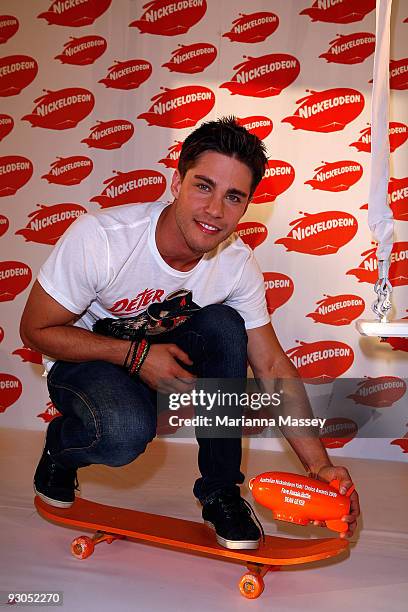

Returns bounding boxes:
[74,389,157,468]
[101,418,156,467]
[193,304,247,344]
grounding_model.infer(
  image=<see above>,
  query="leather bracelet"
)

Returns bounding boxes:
[124,340,135,369]
[128,339,150,377]
[129,340,145,376]
[134,340,150,374]
[127,340,139,370]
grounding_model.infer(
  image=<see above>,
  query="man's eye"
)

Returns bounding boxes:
[228,194,240,203]
[197,183,210,191]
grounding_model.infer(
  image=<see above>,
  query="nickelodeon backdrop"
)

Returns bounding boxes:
[1,1,407,461]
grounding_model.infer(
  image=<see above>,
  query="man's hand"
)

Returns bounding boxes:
[311,465,360,539]
[138,343,196,393]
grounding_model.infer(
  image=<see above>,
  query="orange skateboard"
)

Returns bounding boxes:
[34,496,349,599]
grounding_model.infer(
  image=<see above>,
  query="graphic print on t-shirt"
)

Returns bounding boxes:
[108,287,166,315]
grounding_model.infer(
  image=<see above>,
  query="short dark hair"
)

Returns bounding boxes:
[178,116,268,197]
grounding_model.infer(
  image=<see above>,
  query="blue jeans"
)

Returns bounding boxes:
[45,304,248,503]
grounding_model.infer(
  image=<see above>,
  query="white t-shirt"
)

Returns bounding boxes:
[38,201,270,372]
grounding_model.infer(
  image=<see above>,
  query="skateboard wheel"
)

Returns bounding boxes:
[238,573,264,599]
[71,536,94,559]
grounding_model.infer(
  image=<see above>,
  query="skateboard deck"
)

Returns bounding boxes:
[35,496,349,599]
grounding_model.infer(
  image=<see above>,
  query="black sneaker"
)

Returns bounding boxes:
[202,489,264,550]
[34,420,79,508]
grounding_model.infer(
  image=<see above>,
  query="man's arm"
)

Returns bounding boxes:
[20,280,131,365]
[20,280,196,392]
[247,323,331,474]
[247,323,360,538]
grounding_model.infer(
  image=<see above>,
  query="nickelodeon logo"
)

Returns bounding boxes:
[130,0,207,36]
[236,222,267,249]
[221,54,300,97]
[252,160,294,203]
[38,0,112,27]
[283,88,364,132]
[300,0,375,24]
[263,272,294,314]
[16,204,87,245]
[91,170,167,207]
[144,0,205,23]
[292,346,352,368]
[163,43,217,74]
[35,93,92,117]
[307,294,365,326]
[138,86,215,128]
[297,94,362,119]
[286,340,354,383]
[153,90,212,115]
[348,377,406,407]
[223,11,280,47]
[237,116,273,140]
[106,175,164,197]
[42,156,93,186]
[276,211,357,255]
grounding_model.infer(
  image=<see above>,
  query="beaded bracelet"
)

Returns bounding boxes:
[129,340,145,376]
[127,338,150,377]
[130,339,150,376]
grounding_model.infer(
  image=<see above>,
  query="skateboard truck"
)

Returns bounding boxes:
[239,562,281,599]
[71,531,125,559]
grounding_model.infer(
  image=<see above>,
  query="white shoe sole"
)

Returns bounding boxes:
[33,484,75,509]
[204,520,260,550]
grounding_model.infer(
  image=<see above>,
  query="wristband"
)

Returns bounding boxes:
[127,339,150,377]
[126,340,139,370]
[135,340,150,374]
[129,340,145,376]
[124,340,135,369]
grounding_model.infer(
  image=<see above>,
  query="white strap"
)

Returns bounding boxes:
[368,0,393,263]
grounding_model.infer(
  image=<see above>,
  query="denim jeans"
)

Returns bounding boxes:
[45,304,248,503]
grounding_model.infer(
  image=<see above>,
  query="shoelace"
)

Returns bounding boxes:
[47,461,79,492]
[220,496,266,544]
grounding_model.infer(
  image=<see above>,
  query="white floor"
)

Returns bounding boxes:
[1,428,407,611]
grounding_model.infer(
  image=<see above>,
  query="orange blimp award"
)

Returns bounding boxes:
[249,472,355,534]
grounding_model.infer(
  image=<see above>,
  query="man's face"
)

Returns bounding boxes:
[170,150,253,256]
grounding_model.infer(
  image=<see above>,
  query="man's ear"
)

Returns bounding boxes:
[171,169,182,199]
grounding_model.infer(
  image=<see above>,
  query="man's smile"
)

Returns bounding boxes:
[195,220,222,234]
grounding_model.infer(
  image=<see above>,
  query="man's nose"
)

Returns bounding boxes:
[204,193,224,217]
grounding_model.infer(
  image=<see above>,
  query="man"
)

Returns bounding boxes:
[20,117,359,551]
